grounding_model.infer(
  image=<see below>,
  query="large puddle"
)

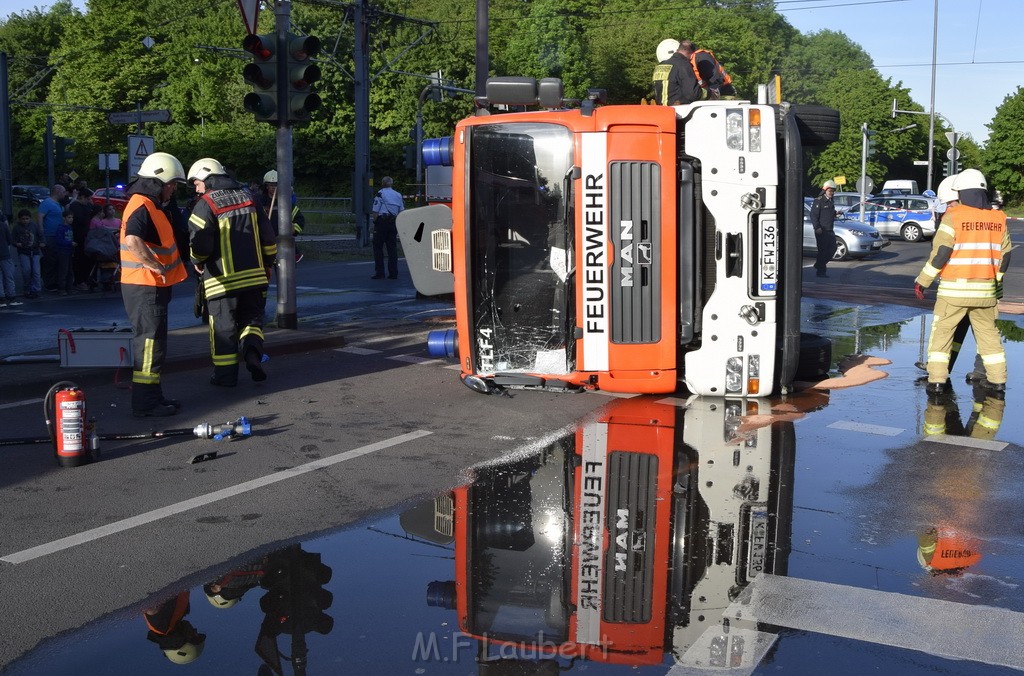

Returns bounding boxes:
[7,302,1024,674]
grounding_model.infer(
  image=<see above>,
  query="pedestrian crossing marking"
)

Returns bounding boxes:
[827,420,905,436]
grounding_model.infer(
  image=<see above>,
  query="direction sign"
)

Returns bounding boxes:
[107,109,172,125]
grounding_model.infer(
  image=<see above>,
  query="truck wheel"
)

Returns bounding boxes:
[795,332,832,381]
[790,104,841,146]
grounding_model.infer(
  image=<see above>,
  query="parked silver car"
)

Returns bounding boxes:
[803,198,888,260]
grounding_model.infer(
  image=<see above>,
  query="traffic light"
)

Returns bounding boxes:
[242,33,279,123]
[866,132,877,157]
[285,33,321,123]
[403,144,416,170]
[943,160,954,177]
[55,136,76,167]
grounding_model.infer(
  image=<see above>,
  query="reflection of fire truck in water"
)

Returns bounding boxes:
[402,77,836,397]
[419,393,819,670]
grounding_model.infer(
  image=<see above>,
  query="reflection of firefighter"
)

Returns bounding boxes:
[918,526,983,577]
[923,385,1004,439]
[424,393,812,670]
[143,592,206,665]
[203,558,268,609]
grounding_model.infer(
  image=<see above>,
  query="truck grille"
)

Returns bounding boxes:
[603,451,657,623]
[609,161,661,344]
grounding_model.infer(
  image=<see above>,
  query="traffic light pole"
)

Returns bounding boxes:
[859,122,870,223]
[274,0,297,330]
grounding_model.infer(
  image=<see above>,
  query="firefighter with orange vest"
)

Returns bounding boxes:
[119,152,189,417]
[678,40,736,98]
[914,169,1011,394]
[187,158,277,387]
[652,39,714,106]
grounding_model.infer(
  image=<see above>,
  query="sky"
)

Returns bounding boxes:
[2,0,1018,144]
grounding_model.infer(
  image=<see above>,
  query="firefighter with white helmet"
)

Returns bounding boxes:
[259,169,305,263]
[656,39,680,63]
[188,157,277,386]
[914,174,986,383]
[651,38,710,106]
[915,168,1011,394]
[810,179,839,277]
[120,151,189,417]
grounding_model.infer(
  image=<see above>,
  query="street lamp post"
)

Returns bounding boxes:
[892,99,956,191]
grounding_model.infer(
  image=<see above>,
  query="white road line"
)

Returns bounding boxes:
[0,398,42,410]
[923,434,1008,451]
[0,430,432,565]
[727,574,1024,670]
[388,354,442,365]
[443,364,462,370]
[827,420,905,436]
[335,346,381,355]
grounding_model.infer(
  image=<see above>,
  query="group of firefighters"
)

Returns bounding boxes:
[119,153,283,417]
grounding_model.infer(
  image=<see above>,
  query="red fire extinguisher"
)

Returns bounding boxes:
[45,381,93,467]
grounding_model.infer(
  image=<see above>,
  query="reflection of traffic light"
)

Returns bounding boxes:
[258,546,334,637]
[285,33,321,123]
[242,33,278,123]
[55,136,75,167]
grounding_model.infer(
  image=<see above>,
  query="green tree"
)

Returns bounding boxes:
[0,1,77,183]
[982,86,1024,207]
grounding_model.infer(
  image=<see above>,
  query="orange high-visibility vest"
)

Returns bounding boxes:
[941,205,1005,281]
[119,194,188,287]
[690,49,732,88]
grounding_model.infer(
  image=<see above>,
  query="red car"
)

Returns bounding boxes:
[91,187,130,212]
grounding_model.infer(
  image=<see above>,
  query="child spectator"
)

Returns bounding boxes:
[55,208,76,295]
[90,204,122,230]
[12,209,43,299]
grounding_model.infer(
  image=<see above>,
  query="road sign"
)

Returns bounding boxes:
[107,109,172,125]
[946,148,961,161]
[945,131,958,147]
[856,176,875,195]
[913,160,929,166]
[98,153,118,171]
[128,134,154,179]
[236,0,260,34]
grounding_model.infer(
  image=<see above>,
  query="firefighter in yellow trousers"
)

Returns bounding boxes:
[914,169,1011,394]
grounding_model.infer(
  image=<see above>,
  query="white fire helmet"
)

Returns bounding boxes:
[952,168,987,192]
[656,39,680,62]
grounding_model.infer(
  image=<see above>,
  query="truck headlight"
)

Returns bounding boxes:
[726,357,743,393]
[726,109,744,150]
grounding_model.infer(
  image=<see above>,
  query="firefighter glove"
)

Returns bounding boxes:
[914,283,926,301]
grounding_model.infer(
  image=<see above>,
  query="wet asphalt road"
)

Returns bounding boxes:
[2,232,1024,674]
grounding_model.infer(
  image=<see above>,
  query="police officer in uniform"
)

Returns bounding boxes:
[187,158,277,387]
[810,180,839,277]
[120,152,189,417]
[370,176,405,279]
[915,168,1010,394]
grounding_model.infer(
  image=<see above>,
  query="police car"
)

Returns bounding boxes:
[858,194,938,242]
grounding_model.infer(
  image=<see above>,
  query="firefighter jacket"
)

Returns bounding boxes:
[189,177,277,301]
[652,52,706,106]
[915,204,1010,306]
[119,192,189,288]
[259,191,305,235]
[690,49,732,89]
